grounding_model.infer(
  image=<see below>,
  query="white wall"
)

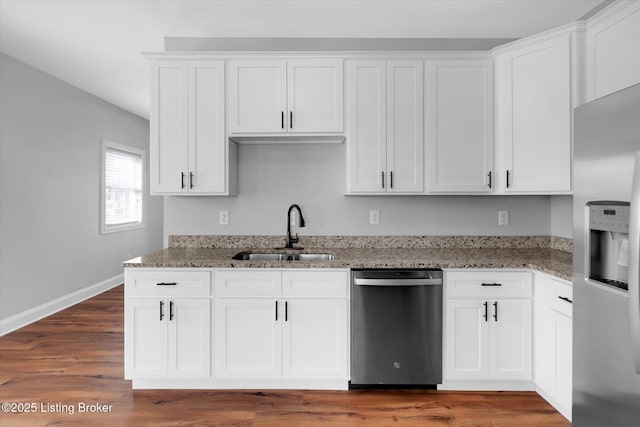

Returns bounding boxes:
[0,53,163,321]
[550,195,573,238]
[164,143,552,243]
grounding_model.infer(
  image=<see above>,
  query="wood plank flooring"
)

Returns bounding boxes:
[0,286,570,426]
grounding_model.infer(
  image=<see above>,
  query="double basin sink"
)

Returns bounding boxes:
[232,251,336,261]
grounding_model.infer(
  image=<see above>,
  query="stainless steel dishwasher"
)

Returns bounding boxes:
[350,269,443,387]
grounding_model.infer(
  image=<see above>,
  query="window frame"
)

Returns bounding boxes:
[100,139,146,234]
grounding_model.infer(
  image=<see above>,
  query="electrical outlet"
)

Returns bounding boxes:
[370,210,380,225]
[498,210,509,226]
[219,210,229,225]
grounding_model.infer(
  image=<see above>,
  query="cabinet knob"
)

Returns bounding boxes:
[483,301,488,321]
[506,170,511,188]
[290,111,293,129]
[181,172,185,189]
[381,171,385,189]
[488,171,492,188]
[493,301,498,321]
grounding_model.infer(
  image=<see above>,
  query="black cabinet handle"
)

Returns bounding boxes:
[381,171,385,189]
[488,171,492,188]
[285,301,288,322]
[483,301,488,321]
[558,296,573,304]
[159,301,164,321]
[390,171,393,189]
[189,172,194,189]
[506,170,510,188]
[281,111,284,129]
[156,282,177,286]
[169,301,174,321]
[275,301,278,321]
[493,301,498,321]
[290,111,293,129]
[181,172,185,189]
[481,283,502,287]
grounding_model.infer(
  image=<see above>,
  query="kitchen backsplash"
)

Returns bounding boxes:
[169,235,573,253]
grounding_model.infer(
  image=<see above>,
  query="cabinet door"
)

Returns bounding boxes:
[282,299,348,379]
[287,59,343,133]
[149,61,188,193]
[346,60,387,193]
[534,299,556,393]
[228,60,287,133]
[445,299,489,380]
[214,298,282,378]
[489,299,532,380]
[555,310,572,416]
[124,298,168,379]
[427,60,493,192]
[499,34,571,192]
[188,61,226,194]
[386,60,424,192]
[168,299,211,378]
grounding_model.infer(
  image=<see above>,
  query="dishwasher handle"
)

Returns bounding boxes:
[354,278,442,286]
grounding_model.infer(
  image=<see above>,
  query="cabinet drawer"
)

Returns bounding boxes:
[537,275,573,317]
[215,270,282,296]
[282,270,349,297]
[446,271,532,298]
[125,270,211,296]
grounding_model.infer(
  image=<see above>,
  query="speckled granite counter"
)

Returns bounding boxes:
[123,235,573,281]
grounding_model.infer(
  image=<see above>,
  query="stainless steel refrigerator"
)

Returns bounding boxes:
[573,83,640,426]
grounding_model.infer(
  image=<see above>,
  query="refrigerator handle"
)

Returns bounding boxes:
[629,150,640,375]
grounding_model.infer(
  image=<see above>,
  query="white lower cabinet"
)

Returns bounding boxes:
[214,298,282,379]
[215,297,348,381]
[445,298,532,381]
[125,297,211,379]
[282,299,348,379]
[443,270,533,389]
[214,269,349,384]
[125,268,349,389]
[534,273,573,421]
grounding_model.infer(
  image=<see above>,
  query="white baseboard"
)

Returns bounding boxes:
[0,274,123,336]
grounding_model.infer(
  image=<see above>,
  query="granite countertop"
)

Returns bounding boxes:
[123,235,573,281]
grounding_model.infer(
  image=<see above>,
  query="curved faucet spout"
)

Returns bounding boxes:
[286,204,306,249]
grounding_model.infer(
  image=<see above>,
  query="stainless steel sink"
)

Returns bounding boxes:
[232,252,335,261]
[294,253,336,261]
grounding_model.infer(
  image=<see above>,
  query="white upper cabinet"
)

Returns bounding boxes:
[585,1,640,102]
[346,60,424,194]
[494,32,573,193]
[149,59,229,195]
[426,59,494,193]
[228,59,343,134]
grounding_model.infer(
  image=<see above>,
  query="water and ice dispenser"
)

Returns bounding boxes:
[588,202,630,291]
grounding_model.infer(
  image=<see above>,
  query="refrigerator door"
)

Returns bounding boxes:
[630,151,640,374]
[573,84,640,426]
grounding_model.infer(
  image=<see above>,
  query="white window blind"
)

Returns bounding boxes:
[102,141,144,233]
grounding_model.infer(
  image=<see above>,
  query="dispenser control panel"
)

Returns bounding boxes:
[589,204,630,233]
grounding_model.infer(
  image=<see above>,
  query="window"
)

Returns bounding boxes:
[101,140,145,234]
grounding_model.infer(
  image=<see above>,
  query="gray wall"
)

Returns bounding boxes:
[550,195,573,238]
[164,143,552,243]
[0,53,163,320]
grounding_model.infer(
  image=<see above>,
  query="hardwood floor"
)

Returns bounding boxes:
[0,286,570,426]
